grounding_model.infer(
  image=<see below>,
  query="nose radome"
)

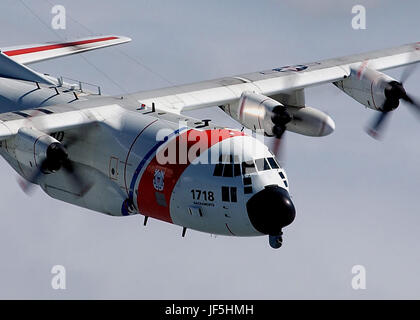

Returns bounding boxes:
[246,185,296,235]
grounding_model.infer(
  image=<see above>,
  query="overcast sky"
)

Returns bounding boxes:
[0,0,419,299]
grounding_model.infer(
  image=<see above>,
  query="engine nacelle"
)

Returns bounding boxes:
[334,66,399,111]
[285,106,335,137]
[226,91,280,135]
[13,127,60,170]
[221,91,335,137]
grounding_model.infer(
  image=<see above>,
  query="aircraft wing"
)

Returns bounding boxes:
[1,35,131,65]
[0,101,223,142]
[126,42,420,114]
[0,40,419,141]
[0,104,115,141]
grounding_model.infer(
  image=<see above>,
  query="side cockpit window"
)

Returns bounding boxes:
[255,158,270,171]
[242,160,256,174]
[267,157,280,169]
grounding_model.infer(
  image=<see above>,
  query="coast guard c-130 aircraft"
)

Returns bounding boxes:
[0,35,419,248]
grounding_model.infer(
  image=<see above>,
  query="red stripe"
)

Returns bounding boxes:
[4,36,119,57]
[356,60,369,79]
[136,129,244,223]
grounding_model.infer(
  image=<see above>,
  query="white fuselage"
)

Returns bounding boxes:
[0,78,292,237]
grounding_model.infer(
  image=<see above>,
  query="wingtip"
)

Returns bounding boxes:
[114,35,132,43]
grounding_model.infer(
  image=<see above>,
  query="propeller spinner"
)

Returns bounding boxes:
[270,105,292,159]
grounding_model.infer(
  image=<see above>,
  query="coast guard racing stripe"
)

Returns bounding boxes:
[136,128,243,223]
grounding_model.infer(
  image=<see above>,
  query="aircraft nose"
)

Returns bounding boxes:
[246,185,296,235]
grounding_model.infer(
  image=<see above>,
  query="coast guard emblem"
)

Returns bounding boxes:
[153,169,165,191]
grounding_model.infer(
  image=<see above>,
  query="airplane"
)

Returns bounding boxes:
[0,35,419,249]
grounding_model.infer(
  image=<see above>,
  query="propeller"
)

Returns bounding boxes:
[20,141,92,196]
[269,105,293,160]
[367,65,420,139]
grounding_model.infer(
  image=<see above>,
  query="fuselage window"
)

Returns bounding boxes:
[222,186,238,202]
[244,186,253,194]
[230,187,237,202]
[222,186,230,201]
[243,176,252,185]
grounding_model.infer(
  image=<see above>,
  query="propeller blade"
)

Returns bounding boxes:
[63,124,97,148]
[62,160,92,196]
[268,115,288,162]
[16,126,96,196]
[403,94,420,117]
[367,111,391,139]
[266,126,286,164]
[271,135,286,164]
[18,159,46,195]
[272,136,282,158]
[400,63,418,84]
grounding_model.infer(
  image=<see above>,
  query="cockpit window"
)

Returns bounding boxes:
[213,163,223,176]
[267,157,280,169]
[263,158,270,170]
[255,158,270,171]
[214,155,242,177]
[242,160,256,174]
[222,154,230,162]
[233,164,241,176]
[216,156,281,177]
[223,163,234,177]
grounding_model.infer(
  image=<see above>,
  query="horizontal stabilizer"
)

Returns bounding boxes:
[0,51,54,85]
